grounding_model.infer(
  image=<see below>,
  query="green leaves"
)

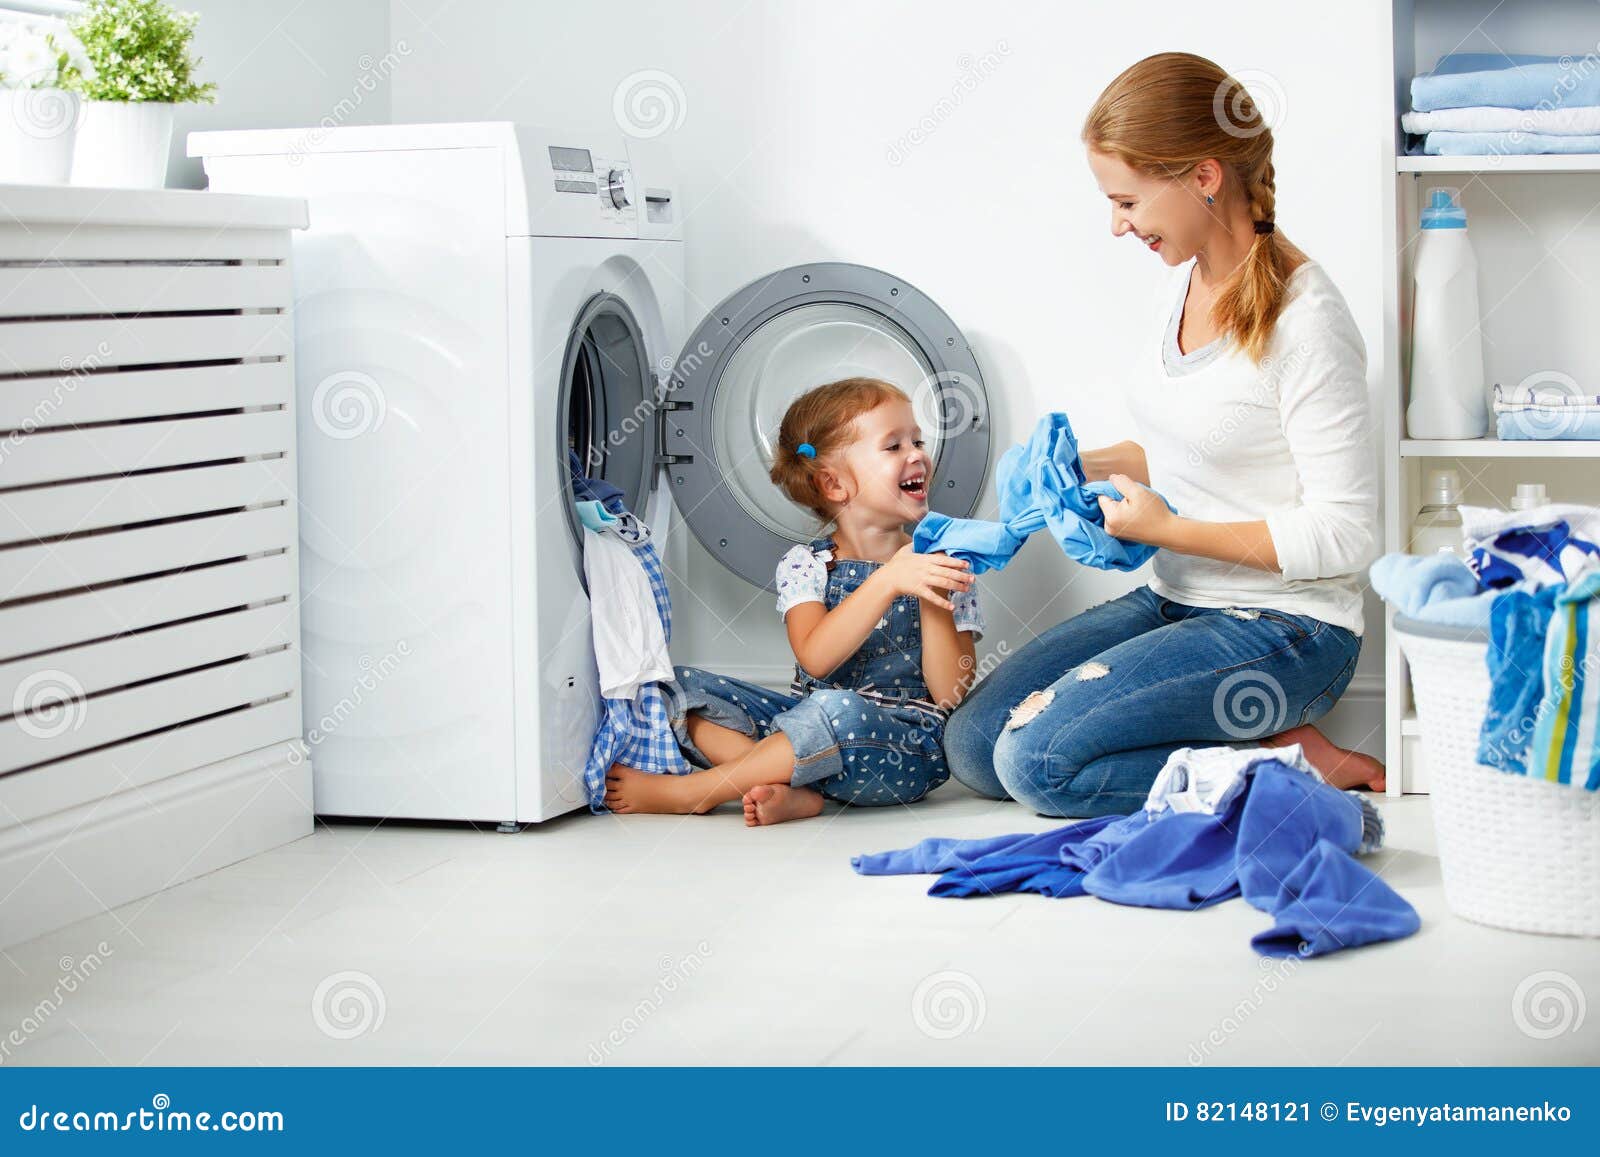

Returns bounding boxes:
[59,0,216,104]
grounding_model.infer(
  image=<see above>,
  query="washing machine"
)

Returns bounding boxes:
[189,122,991,827]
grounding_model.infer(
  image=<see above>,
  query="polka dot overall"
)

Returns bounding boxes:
[668,537,950,806]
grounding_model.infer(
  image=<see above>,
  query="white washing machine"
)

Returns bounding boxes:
[189,122,991,827]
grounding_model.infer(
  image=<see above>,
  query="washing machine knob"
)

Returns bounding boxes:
[606,168,634,210]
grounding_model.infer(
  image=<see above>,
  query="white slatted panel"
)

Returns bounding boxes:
[0,213,304,810]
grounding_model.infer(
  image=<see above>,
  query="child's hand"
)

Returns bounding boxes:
[881,544,973,612]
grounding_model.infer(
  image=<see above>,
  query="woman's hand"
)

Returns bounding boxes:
[881,544,972,612]
[1080,440,1149,486]
[1097,473,1176,546]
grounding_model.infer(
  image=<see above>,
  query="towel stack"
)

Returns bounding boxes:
[1493,381,1600,440]
[1404,52,1600,156]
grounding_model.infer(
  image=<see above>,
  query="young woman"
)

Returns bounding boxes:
[944,51,1385,818]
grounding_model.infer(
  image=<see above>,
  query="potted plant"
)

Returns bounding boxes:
[0,18,94,184]
[60,0,215,188]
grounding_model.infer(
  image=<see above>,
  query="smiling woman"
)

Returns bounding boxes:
[943,51,1386,818]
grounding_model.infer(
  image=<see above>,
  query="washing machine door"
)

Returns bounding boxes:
[661,262,990,590]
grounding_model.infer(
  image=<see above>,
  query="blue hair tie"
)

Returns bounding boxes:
[796,442,816,458]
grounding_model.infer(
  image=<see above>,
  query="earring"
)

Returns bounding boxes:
[1205,194,1215,206]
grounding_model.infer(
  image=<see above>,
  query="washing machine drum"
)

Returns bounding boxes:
[663,262,991,591]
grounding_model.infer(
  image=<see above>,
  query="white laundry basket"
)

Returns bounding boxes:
[1395,615,1600,936]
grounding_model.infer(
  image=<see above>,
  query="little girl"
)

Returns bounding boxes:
[604,376,985,825]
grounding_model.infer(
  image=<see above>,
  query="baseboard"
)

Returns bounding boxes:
[0,740,313,950]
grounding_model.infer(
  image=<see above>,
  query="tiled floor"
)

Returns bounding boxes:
[2,785,1596,1066]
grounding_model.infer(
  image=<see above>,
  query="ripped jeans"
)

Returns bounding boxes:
[943,585,1360,817]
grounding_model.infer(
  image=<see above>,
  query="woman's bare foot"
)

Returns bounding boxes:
[1264,724,1386,792]
[743,784,824,826]
[604,765,718,814]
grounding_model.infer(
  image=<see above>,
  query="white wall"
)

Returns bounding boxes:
[166,0,394,188]
[384,0,1394,753]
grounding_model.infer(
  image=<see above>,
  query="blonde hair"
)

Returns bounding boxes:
[1081,51,1296,364]
[769,377,910,523]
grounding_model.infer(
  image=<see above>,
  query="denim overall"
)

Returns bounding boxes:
[669,537,950,805]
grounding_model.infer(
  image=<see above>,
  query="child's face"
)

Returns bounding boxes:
[828,399,930,524]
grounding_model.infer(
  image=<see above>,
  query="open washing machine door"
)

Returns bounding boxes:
[659,262,990,590]
[558,286,676,571]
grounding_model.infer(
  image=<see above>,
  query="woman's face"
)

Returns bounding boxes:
[1087,147,1216,267]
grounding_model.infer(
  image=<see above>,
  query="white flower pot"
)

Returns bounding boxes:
[0,88,81,184]
[70,101,175,189]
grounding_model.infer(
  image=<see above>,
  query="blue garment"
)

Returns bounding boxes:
[1528,572,1600,790]
[1477,584,1560,776]
[912,412,1174,575]
[575,499,618,531]
[568,449,627,507]
[582,519,690,812]
[1368,551,1491,629]
[1423,130,1600,155]
[943,584,1360,817]
[1462,504,1600,590]
[1411,53,1600,112]
[668,538,950,805]
[854,760,1419,958]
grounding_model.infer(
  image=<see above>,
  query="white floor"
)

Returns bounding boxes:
[3,784,1597,1066]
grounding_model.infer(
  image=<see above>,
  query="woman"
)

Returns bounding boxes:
[944,51,1385,817]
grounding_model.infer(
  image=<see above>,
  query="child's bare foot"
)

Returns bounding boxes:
[743,784,824,826]
[1264,724,1387,792]
[604,765,718,814]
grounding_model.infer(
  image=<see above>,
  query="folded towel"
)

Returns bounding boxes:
[912,412,1173,574]
[1423,130,1600,155]
[1411,53,1600,112]
[1403,104,1600,135]
[1462,504,1600,589]
[1495,381,1600,409]
[1369,551,1492,629]
[1497,409,1600,440]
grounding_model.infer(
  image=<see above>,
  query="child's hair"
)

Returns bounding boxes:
[769,376,910,522]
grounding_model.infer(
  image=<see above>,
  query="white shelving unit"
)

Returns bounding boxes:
[1384,1,1600,794]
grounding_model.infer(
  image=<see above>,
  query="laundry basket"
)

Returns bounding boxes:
[1395,615,1600,936]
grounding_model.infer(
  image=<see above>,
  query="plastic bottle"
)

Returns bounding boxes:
[1511,482,1548,511]
[1411,468,1464,555]
[1407,187,1487,439]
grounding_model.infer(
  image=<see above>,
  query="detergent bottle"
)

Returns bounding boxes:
[1407,187,1487,439]
[1410,468,1463,556]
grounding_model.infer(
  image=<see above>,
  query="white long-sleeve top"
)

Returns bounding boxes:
[1125,259,1378,635]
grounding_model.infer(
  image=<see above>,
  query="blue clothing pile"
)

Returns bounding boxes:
[1406,52,1600,156]
[1374,502,1600,792]
[912,412,1174,574]
[853,754,1417,958]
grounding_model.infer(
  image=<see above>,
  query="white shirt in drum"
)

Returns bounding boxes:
[1126,259,1378,636]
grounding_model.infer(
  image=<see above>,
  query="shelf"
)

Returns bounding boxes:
[1400,438,1600,457]
[1397,154,1600,174]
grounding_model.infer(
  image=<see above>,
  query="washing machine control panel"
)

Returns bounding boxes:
[547,145,636,226]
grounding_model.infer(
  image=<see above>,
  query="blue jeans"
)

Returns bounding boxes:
[944,586,1360,817]
[669,666,949,806]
